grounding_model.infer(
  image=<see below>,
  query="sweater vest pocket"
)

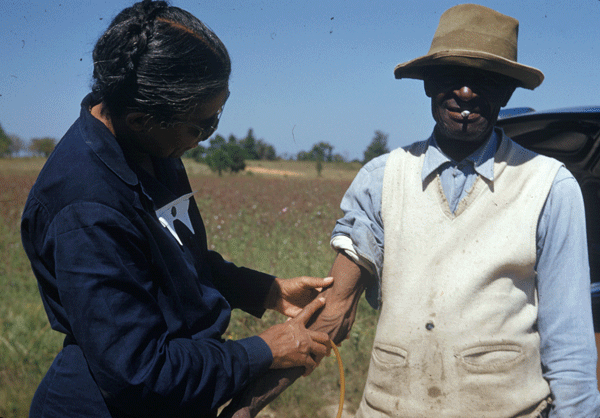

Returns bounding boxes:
[360,343,410,415]
[456,342,525,373]
[372,342,408,366]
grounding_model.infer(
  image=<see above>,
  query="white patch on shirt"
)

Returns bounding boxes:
[155,191,197,246]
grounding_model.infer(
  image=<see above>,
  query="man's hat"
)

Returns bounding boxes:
[393,4,544,90]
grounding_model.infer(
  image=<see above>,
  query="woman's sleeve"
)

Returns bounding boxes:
[48,201,272,416]
[206,250,275,317]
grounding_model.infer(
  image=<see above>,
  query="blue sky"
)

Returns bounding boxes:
[1,0,598,161]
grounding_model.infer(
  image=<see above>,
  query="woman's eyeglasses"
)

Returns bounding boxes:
[160,106,224,142]
[159,91,229,142]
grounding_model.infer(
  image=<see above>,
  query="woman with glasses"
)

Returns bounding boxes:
[21,1,332,417]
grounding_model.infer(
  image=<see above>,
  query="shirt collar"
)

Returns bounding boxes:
[80,93,139,186]
[79,94,193,209]
[421,128,499,183]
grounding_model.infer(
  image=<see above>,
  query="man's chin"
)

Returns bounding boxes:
[436,126,492,144]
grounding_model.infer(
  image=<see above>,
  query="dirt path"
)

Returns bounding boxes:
[245,167,304,177]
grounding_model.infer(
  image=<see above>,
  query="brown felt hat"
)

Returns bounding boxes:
[394,4,544,90]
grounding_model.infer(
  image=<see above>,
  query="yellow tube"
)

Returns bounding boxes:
[328,340,345,418]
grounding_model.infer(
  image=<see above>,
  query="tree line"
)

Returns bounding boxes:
[184,128,278,176]
[1,122,390,169]
[0,123,57,158]
[184,128,390,175]
[286,130,390,165]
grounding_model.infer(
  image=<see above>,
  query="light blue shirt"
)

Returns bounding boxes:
[332,129,600,417]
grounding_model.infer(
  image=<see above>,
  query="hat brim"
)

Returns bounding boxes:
[394,50,544,90]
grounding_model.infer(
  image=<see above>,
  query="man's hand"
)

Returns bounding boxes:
[259,296,331,376]
[265,276,333,318]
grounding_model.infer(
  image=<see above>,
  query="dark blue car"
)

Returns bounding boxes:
[497,106,600,384]
[498,106,600,286]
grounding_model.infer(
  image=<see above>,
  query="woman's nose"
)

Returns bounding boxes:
[454,85,476,101]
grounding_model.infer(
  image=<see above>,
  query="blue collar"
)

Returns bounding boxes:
[80,93,139,186]
[421,128,500,183]
[79,94,194,209]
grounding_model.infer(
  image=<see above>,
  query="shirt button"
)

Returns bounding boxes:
[425,322,435,331]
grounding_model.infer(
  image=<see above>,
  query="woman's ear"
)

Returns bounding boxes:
[125,112,153,132]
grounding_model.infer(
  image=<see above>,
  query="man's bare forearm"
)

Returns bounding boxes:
[219,252,369,418]
[308,252,367,344]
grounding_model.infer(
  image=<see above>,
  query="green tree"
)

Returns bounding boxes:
[0,124,10,157]
[296,150,312,161]
[363,130,390,164]
[209,134,227,150]
[240,128,259,160]
[205,134,246,175]
[29,137,57,157]
[310,142,334,162]
[296,142,335,162]
[8,134,25,156]
[256,140,277,160]
[206,147,232,176]
[225,143,246,173]
[332,153,347,163]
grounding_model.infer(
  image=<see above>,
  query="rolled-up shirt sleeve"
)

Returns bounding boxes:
[536,167,600,417]
[331,154,387,308]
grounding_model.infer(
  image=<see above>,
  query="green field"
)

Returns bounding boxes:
[0,157,378,418]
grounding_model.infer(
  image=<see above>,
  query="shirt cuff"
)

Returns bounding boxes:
[236,335,273,382]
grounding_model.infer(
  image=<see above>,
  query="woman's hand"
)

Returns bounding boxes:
[259,296,331,376]
[265,276,333,318]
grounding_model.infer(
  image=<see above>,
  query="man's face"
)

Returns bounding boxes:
[424,66,516,144]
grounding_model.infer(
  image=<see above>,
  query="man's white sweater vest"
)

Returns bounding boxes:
[355,137,562,418]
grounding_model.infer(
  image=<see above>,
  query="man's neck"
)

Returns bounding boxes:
[434,126,493,163]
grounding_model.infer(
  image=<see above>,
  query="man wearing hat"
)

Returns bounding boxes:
[221,4,600,418]
[321,3,600,417]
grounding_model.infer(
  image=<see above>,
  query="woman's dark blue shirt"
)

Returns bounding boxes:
[21,94,274,417]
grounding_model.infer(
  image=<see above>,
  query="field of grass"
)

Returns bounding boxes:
[0,157,379,418]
